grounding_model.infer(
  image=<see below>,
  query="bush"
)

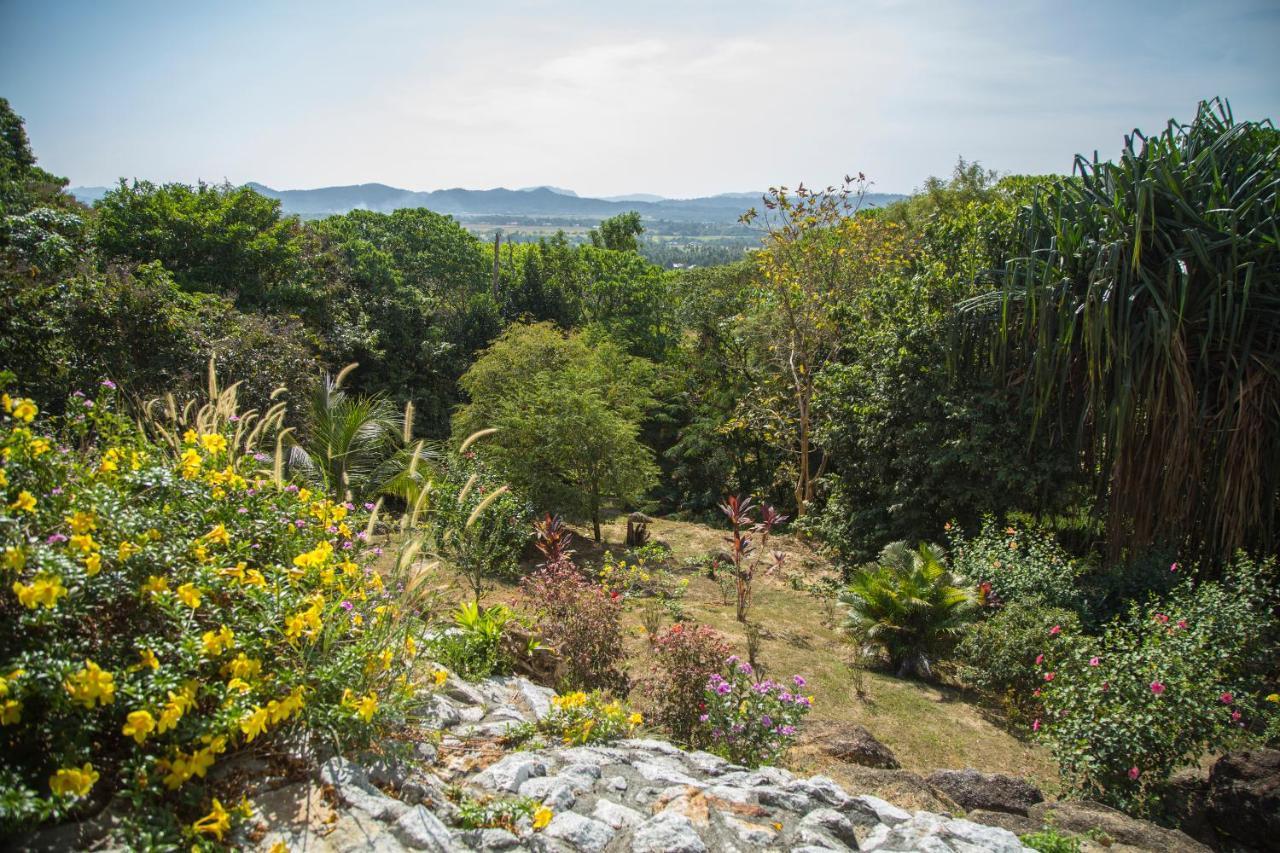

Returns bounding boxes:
[428,603,514,681]
[0,383,422,844]
[598,547,688,613]
[520,562,627,693]
[1034,556,1278,813]
[949,518,1087,613]
[642,623,730,745]
[700,657,813,767]
[840,542,974,678]
[956,600,1081,725]
[508,690,642,748]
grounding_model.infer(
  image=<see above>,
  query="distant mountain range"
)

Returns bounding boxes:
[69,182,907,223]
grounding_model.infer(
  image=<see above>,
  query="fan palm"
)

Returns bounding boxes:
[288,364,439,502]
[840,542,974,678]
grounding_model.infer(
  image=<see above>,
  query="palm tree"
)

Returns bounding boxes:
[840,542,974,678]
[288,364,438,503]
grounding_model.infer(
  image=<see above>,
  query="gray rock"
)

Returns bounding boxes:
[517,679,557,719]
[1029,800,1210,852]
[631,758,705,787]
[925,769,1043,816]
[963,809,1040,836]
[474,754,548,793]
[619,737,685,756]
[721,815,779,845]
[631,812,708,853]
[941,816,1029,852]
[798,808,860,848]
[415,694,462,728]
[590,798,646,829]
[845,793,912,827]
[445,680,489,707]
[542,811,615,853]
[602,774,628,792]
[684,750,730,775]
[364,757,413,789]
[793,826,852,849]
[415,741,438,763]
[457,828,522,850]
[319,757,410,821]
[393,805,455,851]
[520,779,576,810]
[755,784,810,811]
[326,807,412,852]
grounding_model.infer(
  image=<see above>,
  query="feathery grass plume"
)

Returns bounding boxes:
[466,485,510,529]
[332,362,359,391]
[456,473,479,507]
[365,498,383,539]
[457,428,498,454]
[396,537,423,574]
[273,428,294,487]
[402,401,415,444]
[270,385,288,400]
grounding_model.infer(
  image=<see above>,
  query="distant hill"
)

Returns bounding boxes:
[69,182,907,223]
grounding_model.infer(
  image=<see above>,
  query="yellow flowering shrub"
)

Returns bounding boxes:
[0,381,426,845]
[507,690,642,747]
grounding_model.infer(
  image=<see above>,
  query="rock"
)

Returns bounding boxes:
[458,827,522,850]
[1205,748,1280,850]
[415,741,438,764]
[755,784,810,811]
[444,680,488,707]
[1164,769,1216,848]
[519,779,576,811]
[473,754,548,793]
[861,811,1029,853]
[619,737,684,756]
[819,723,901,769]
[414,694,462,728]
[722,815,779,845]
[542,811,615,853]
[324,807,411,852]
[631,758,705,787]
[797,808,860,848]
[845,793,912,827]
[964,809,1041,836]
[591,798,646,829]
[828,766,962,814]
[941,816,1031,852]
[393,805,454,851]
[319,757,410,821]
[516,678,557,720]
[925,769,1043,816]
[602,774,628,792]
[684,750,730,776]
[1028,800,1210,852]
[631,812,708,853]
[364,756,413,790]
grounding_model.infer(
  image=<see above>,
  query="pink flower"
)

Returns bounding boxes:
[1220,692,1234,704]
[1049,625,1061,636]
[1032,718,1041,732]
[1044,672,1055,682]
[1177,619,1188,630]
[1102,681,1110,692]
[1154,613,1169,624]
[1231,710,1242,722]
[1128,766,1140,780]
[1035,654,1044,666]
[1150,681,1166,695]
[1170,562,1179,572]
[1089,657,1100,667]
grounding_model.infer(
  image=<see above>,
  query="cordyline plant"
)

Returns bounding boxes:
[720,495,787,622]
[532,513,575,569]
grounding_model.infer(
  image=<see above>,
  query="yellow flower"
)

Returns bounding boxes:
[432,669,448,687]
[1267,693,1280,703]
[11,398,37,423]
[269,841,290,853]
[83,552,102,576]
[68,511,98,534]
[178,448,202,479]
[141,575,169,596]
[240,705,269,742]
[175,583,201,609]
[9,490,36,513]
[69,533,98,553]
[183,429,199,445]
[49,763,98,798]
[243,568,266,587]
[98,448,121,474]
[117,540,141,561]
[296,488,311,503]
[2,546,24,572]
[532,807,553,830]
[343,690,378,723]
[201,624,235,657]
[29,437,50,456]
[65,660,115,708]
[628,712,643,726]
[157,686,195,733]
[122,709,156,744]
[13,573,67,609]
[204,523,231,546]
[404,636,417,658]
[138,648,160,670]
[0,698,20,725]
[292,540,333,571]
[192,798,231,840]
[226,677,251,693]
[200,433,228,454]
[226,652,262,681]
[0,468,6,487]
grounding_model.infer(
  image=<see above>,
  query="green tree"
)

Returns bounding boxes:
[589,211,644,252]
[453,322,658,540]
[964,99,1280,565]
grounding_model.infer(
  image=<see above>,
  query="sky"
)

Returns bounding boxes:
[1,0,1277,198]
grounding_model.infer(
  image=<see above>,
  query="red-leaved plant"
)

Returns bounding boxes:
[642,623,731,745]
[720,495,787,622]
[520,562,627,694]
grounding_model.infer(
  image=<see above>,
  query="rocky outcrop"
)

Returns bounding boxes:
[925,769,1043,816]
[244,673,1034,852]
[1205,748,1280,851]
[815,722,901,769]
[1027,800,1210,853]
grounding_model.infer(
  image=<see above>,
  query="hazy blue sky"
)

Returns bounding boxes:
[2,0,1277,197]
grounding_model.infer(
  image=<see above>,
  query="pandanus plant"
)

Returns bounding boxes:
[720,495,787,622]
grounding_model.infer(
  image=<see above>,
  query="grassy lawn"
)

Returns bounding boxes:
[413,512,1060,795]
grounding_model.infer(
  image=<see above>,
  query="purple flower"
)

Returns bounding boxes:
[373,547,383,557]
[698,714,708,723]
[793,675,807,687]
[716,682,732,695]
[101,379,116,390]
[761,715,773,727]
[363,502,376,511]
[356,531,369,541]
[726,655,739,665]
[285,484,299,493]
[47,533,68,544]
[344,501,355,511]
[779,725,796,736]
[342,540,354,549]
[229,414,240,422]
[237,507,249,514]
[341,600,353,610]
[51,487,63,495]
[326,525,338,534]
[294,519,307,528]
[83,399,94,409]
[779,692,793,702]
[253,453,270,463]
[738,662,753,675]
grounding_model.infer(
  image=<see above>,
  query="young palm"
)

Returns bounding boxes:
[840,542,973,678]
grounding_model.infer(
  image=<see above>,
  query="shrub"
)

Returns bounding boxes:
[1020,828,1083,853]
[509,690,642,748]
[520,562,627,693]
[700,658,813,767]
[449,790,539,832]
[949,518,1087,613]
[956,600,1081,725]
[0,383,422,844]
[840,542,974,678]
[427,454,528,603]
[428,603,514,680]
[642,623,730,744]
[1034,556,1278,813]
[598,547,688,615]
